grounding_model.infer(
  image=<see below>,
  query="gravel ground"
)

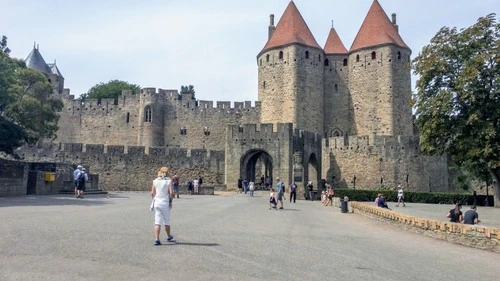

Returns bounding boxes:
[0,192,499,281]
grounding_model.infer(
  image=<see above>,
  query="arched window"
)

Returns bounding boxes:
[324,59,329,66]
[318,54,321,62]
[305,51,309,59]
[144,106,152,122]
[334,84,338,92]
[371,51,376,60]
[343,58,348,66]
[266,54,270,62]
[279,51,283,59]
[331,128,343,137]
[397,51,401,60]
[126,112,130,123]
[260,59,262,66]
[263,81,266,89]
[356,55,360,62]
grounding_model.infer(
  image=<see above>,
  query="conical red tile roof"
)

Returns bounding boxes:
[324,27,347,54]
[350,0,409,52]
[261,1,321,53]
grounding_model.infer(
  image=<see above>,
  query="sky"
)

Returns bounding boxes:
[1,0,498,102]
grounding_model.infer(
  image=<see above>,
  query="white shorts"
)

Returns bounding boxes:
[154,204,171,226]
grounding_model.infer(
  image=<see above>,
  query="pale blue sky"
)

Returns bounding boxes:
[1,0,498,102]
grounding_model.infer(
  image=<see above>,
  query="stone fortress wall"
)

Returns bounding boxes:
[57,88,261,152]
[11,1,457,195]
[20,141,225,191]
[322,134,450,191]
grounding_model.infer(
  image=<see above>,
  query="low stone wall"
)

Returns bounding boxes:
[350,202,500,253]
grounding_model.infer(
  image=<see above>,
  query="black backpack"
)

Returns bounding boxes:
[78,172,86,184]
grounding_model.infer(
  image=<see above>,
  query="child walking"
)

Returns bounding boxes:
[269,188,277,209]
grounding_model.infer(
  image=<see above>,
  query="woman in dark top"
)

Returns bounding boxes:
[447,203,463,223]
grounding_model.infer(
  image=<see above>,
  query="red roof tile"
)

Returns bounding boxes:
[261,1,321,53]
[350,0,409,52]
[324,27,348,54]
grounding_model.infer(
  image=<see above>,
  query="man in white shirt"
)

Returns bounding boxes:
[396,184,405,207]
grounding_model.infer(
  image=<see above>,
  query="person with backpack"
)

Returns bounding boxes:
[76,167,88,199]
[73,165,82,198]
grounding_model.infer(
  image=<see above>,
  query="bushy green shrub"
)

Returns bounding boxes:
[334,189,492,205]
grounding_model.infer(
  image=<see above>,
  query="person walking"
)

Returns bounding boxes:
[76,167,88,199]
[249,181,255,197]
[151,166,174,245]
[172,173,180,198]
[275,177,284,209]
[243,178,248,194]
[463,206,481,225]
[396,184,406,207]
[237,177,243,193]
[307,181,314,201]
[187,180,193,195]
[289,182,297,203]
[199,177,203,192]
[73,165,82,198]
[193,178,199,195]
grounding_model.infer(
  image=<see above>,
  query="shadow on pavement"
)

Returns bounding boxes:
[0,194,127,207]
[164,242,220,247]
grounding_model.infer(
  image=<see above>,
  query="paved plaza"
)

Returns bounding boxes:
[1,192,499,281]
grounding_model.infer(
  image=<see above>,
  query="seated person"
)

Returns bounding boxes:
[377,194,391,209]
[374,194,381,206]
[447,203,463,223]
[463,205,481,225]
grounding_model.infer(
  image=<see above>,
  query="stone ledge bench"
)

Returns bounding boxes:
[350,201,500,253]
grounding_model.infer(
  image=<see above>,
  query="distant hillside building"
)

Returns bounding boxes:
[22,1,450,196]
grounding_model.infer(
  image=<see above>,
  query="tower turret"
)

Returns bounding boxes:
[257,1,324,134]
[323,25,351,137]
[25,44,65,94]
[348,0,413,136]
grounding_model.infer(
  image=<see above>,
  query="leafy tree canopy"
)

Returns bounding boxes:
[0,35,63,154]
[82,79,140,100]
[412,14,500,204]
[180,85,195,95]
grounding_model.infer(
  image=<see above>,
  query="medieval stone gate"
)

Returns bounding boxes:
[225,123,322,198]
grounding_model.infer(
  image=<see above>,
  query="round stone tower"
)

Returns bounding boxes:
[347,0,413,136]
[323,26,352,137]
[257,1,324,134]
[138,88,165,147]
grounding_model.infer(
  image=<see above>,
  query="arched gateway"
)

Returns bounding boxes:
[240,150,273,185]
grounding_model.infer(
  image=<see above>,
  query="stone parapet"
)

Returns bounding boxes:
[350,202,500,253]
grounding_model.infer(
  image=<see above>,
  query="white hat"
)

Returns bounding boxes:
[77,165,83,169]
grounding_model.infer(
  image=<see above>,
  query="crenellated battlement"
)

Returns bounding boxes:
[323,134,421,156]
[18,142,222,160]
[228,123,293,141]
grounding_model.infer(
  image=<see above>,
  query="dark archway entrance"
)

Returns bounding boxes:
[305,153,320,190]
[240,150,273,187]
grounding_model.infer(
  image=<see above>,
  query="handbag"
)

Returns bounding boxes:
[150,198,155,212]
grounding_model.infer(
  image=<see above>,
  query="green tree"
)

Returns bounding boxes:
[180,85,195,95]
[0,35,63,154]
[412,14,500,207]
[82,79,140,100]
[1,35,10,54]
